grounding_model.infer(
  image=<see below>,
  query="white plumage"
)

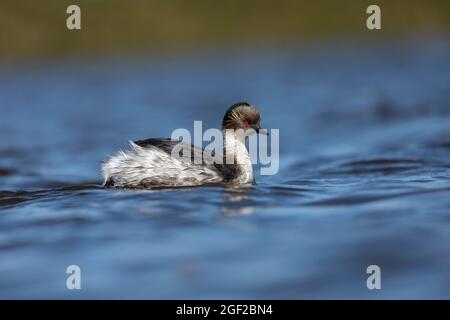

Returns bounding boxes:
[102,141,224,188]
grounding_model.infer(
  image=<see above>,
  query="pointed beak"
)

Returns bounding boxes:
[251,125,269,135]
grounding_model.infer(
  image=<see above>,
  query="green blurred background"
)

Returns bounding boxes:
[0,0,449,59]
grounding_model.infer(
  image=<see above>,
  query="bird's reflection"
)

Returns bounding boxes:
[220,186,255,216]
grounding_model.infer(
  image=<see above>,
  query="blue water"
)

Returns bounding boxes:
[1,37,450,299]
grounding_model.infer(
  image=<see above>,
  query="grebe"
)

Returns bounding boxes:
[101,102,267,189]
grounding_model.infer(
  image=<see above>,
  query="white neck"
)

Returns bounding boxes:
[223,130,254,183]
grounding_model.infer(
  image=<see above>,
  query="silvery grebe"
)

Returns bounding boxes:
[101,102,267,189]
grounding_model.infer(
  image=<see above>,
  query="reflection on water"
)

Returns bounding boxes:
[0,37,450,298]
[221,188,254,216]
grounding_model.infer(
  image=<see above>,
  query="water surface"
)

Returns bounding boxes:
[1,37,450,298]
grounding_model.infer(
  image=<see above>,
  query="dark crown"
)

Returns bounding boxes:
[222,102,261,129]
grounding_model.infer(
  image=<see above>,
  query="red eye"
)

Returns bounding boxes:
[243,120,249,126]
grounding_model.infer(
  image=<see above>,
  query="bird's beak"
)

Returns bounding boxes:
[252,125,269,135]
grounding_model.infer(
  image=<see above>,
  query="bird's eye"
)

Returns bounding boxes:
[243,120,249,126]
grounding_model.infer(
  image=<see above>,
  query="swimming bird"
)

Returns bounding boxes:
[101,102,267,189]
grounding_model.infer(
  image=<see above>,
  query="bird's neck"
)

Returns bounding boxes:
[222,130,254,183]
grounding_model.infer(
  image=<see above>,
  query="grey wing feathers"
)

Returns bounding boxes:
[134,138,216,165]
